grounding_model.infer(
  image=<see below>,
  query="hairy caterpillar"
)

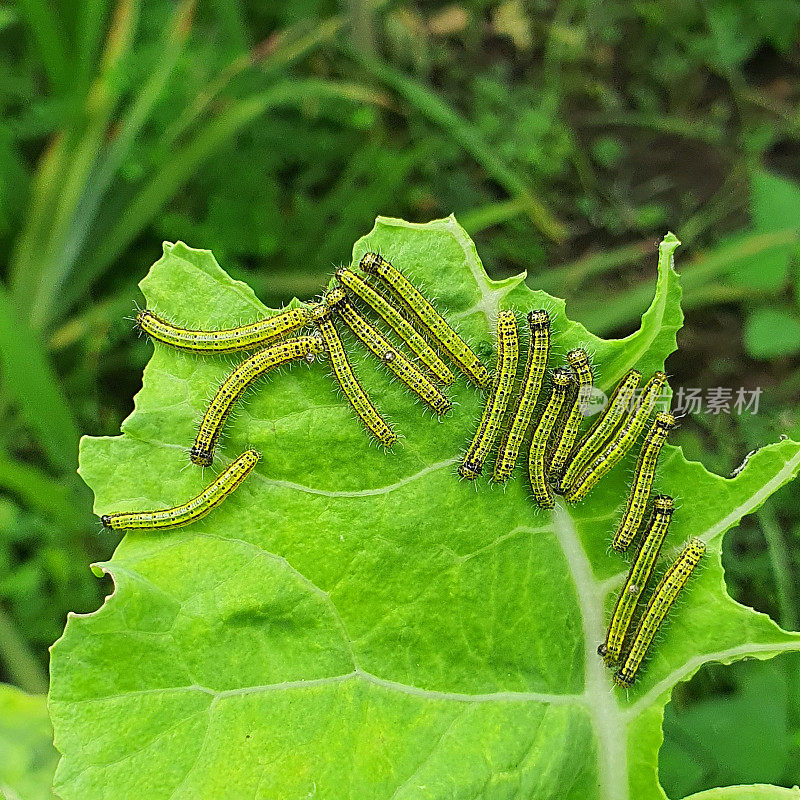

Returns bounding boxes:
[599,495,673,665]
[527,368,573,508]
[614,537,705,688]
[548,348,594,491]
[564,371,667,503]
[359,253,490,389]
[560,370,642,496]
[612,412,676,552]
[190,336,324,467]
[136,307,310,353]
[101,449,261,530]
[459,311,519,479]
[492,310,550,483]
[311,302,398,447]
[325,288,451,416]
[335,267,454,386]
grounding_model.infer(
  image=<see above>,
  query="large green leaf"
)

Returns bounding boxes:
[0,684,58,800]
[50,218,800,799]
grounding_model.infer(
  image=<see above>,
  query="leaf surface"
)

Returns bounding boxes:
[51,217,800,799]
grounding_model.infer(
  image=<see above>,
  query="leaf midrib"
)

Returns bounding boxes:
[552,503,627,800]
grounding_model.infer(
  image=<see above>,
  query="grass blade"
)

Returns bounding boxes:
[67,79,385,309]
[12,0,142,329]
[42,0,195,328]
[346,47,567,243]
[160,15,344,152]
[569,227,800,334]
[0,447,82,524]
[16,0,70,91]
[76,0,112,90]
[0,283,80,473]
[0,604,48,694]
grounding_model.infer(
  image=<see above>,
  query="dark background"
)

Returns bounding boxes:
[1,1,799,794]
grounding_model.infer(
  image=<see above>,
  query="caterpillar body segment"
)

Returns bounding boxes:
[101,449,261,530]
[359,252,490,389]
[614,537,705,688]
[335,267,454,386]
[493,310,551,483]
[325,288,451,415]
[458,311,519,479]
[527,368,573,508]
[136,307,310,353]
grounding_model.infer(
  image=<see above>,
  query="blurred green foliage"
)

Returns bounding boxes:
[0,0,799,796]
[661,655,800,795]
[0,682,58,800]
